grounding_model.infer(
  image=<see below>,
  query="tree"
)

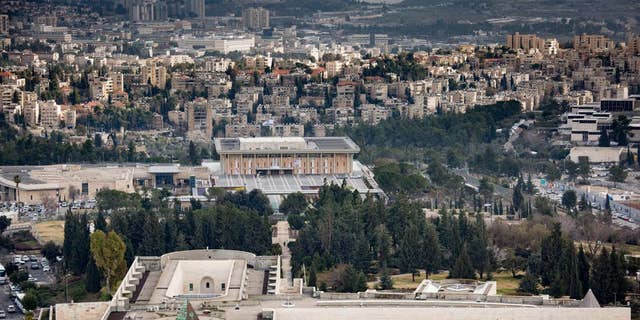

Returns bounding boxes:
[577,245,590,296]
[577,157,591,182]
[611,115,631,146]
[397,224,422,281]
[279,192,308,215]
[85,256,102,293]
[540,223,563,286]
[450,244,475,279]
[188,141,199,165]
[478,177,494,200]
[90,230,127,294]
[22,291,38,310]
[421,222,441,278]
[95,211,108,232]
[0,216,11,233]
[561,190,577,211]
[590,247,612,304]
[379,269,394,290]
[337,265,367,292]
[608,165,627,184]
[41,241,61,263]
[518,270,540,295]
[13,175,20,203]
[598,129,610,147]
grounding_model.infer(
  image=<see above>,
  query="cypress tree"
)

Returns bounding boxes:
[609,247,628,305]
[85,256,102,293]
[95,211,108,232]
[422,222,441,279]
[540,223,563,286]
[518,270,540,295]
[590,247,612,304]
[577,245,590,296]
[565,242,582,299]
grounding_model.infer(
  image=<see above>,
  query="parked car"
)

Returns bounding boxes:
[43,266,50,272]
[30,262,39,270]
[29,255,37,262]
[21,255,29,262]
[6,305,15,313]
[0,310,6,318]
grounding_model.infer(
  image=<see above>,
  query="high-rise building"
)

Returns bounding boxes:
[141,62,167,89]
[573,34,615,52]
[185,0,205,18]
[242,7,269,31]
[186,98,213,140]
[128,0,167,22]
[506,33,546,52]
[39,100,61,128]
[0,15,8,34]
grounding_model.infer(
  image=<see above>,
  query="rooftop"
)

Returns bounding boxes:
[214,137,360,154]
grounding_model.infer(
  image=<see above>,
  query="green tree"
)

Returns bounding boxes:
[561,190,577,211]
[478,177,494,200]
[611,115,631,146]
[0,216,12,233]
[337,265,368,293]
[95,211,108,232]
[41,241,61,263]
[397,224,422,281]
[13,175,20,203]
[85,256,102,293]
[590,247,612,304]
[450,244,475,279]
[90,230,127,294]
[540,223,563,286]
[421,222,441,278]
[22,291,38,310]
[279,192,308,215]
[379,269,394,290]
[609,165,627,184]
[577,245,590,296]
[518,270,540,295]
[598,129,610,147]
[577,157,591,182]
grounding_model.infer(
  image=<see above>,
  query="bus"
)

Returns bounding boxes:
[0,263,6,284]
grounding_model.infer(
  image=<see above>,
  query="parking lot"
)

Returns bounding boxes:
[0,253,57,317]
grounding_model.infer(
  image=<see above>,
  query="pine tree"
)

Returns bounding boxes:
[451,244,475,279]
[421,222,441,278]
[469,215,489,279]
[140,212,163,256]
[379,269,394,290]
[539,223,563,286]
[398,224,421,281]
[518,270,540,295]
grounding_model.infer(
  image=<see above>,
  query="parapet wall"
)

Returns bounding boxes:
[160,249,258,269]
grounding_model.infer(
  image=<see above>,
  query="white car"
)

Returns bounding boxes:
[42,266,50,272]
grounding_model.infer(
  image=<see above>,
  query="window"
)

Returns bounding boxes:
[189,283,193,291]
[206,282,210,289]
[221,283,225,290]
[81,182,89,195]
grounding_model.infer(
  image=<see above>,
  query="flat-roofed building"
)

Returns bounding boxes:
[214,137,359,175]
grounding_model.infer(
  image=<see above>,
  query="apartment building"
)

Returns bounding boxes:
[242,7,269,31]
[573,34,615,52]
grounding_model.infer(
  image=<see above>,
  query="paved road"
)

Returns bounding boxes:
[0,284,22,319]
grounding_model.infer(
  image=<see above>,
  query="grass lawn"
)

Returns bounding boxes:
[367,269,524,295]
[34,220,65,245]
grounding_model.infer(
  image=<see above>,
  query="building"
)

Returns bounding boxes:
[506,33,545,52]
[0,14,8,34]
[186,98,213,140]
[569,147,625,164]
[141,62,167,89]
[573,34,615,52]
[214,137,359,175]
[0,164,210,205]
[39,100,61,128]
[242,7,269,31]
[128,0,168,22]
[185,0,205,18]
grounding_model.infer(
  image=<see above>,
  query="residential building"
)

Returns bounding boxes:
[242,7,269,31]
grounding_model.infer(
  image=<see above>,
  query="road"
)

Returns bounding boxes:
[0,284,21,319]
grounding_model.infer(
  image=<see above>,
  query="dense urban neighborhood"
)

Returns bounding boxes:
[0,0,640,319]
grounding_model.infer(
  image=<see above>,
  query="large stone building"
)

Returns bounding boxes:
[242,7,269,31]
[573,34,615,52]
[214,137,359,175]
